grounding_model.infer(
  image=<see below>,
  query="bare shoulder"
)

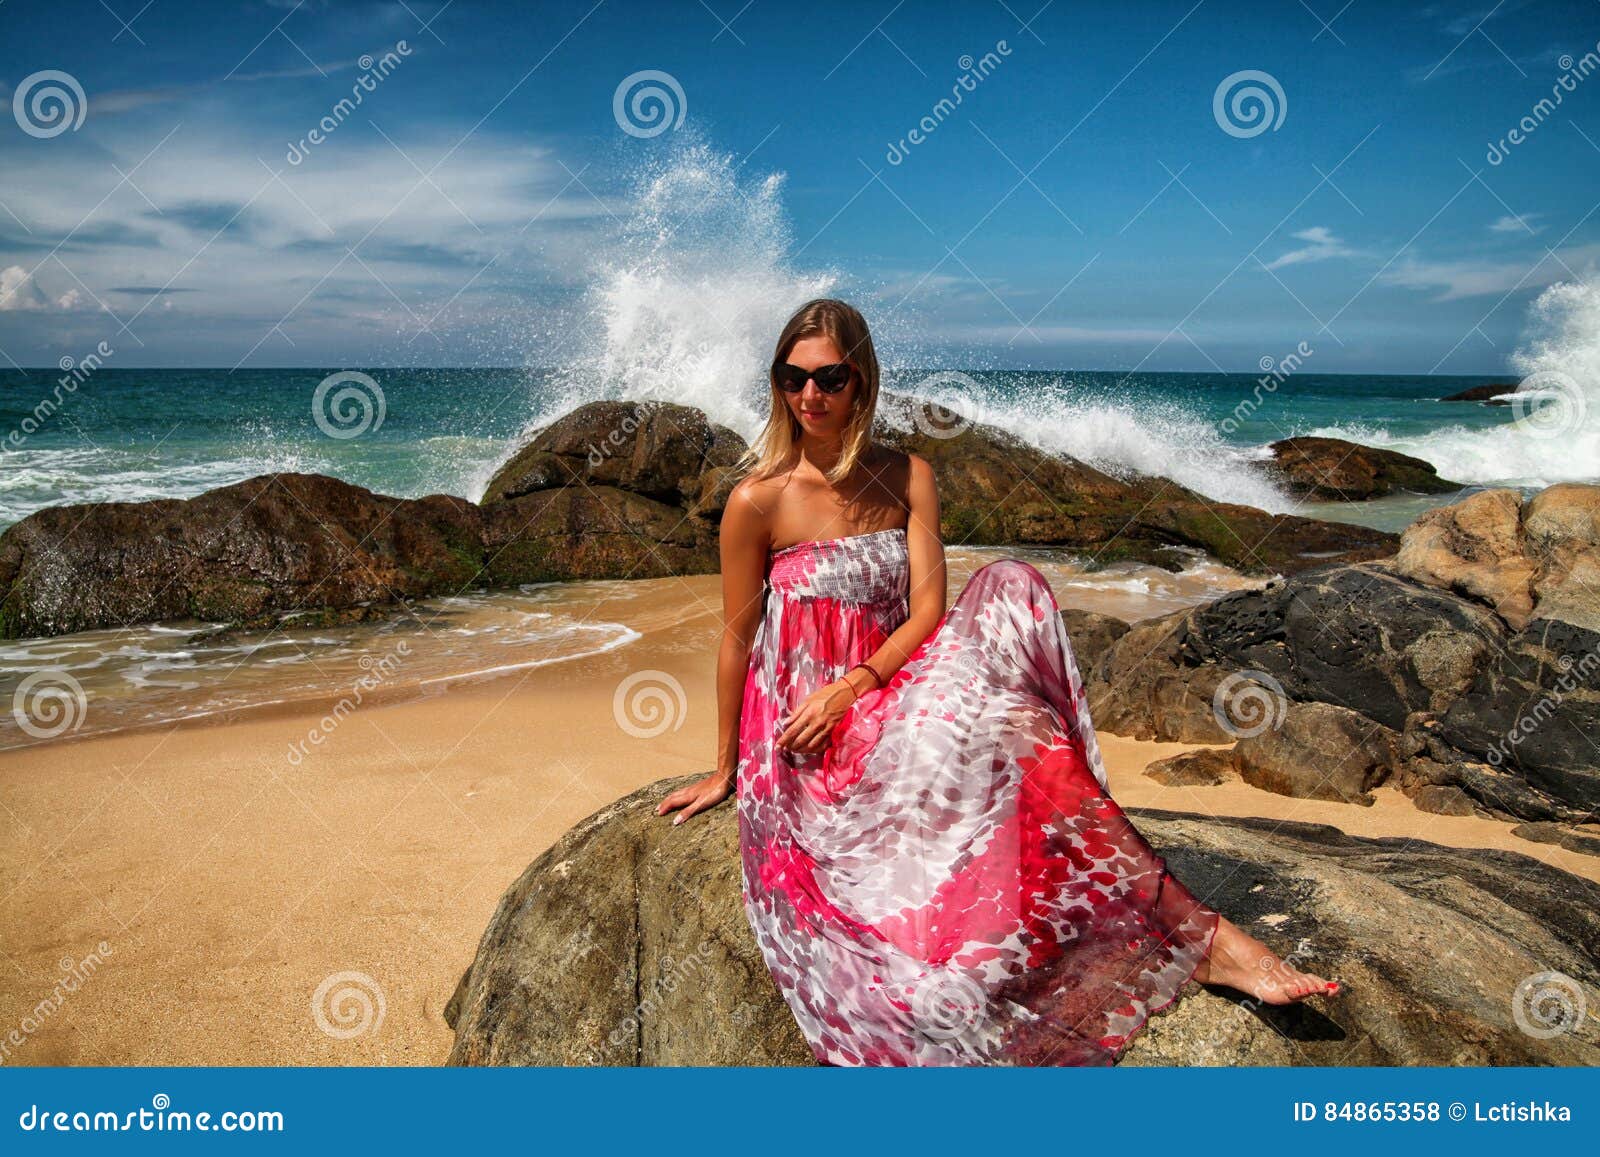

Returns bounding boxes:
[727,471,785,512]
[722,472,781,543]
[892,448,936,495]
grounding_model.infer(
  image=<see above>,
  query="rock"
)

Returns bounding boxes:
[1511,822,1600,859]
[481,401,745,507]
[1058,607,1131,675]
[1440,384,1515,404]
[1410,784,1478,816]
[0,474,485,639]
[1232,702,1400,806]
[1085,564,1504,746]
[0,471,723,640]
[1083,610,1237,744]
[1264,436,1461,501]
[1083,548,1598,821]
[871,393,1397,575]
[1392,483,1600,632]
[477,485,718,587]
[1523,483,1600,633]
[1435,616,1600,813]
[1144,747,1239,786]
[446,774,1600,1066]
[1396,489,1537,627]
[1184,564,1508,731]
[446,774,814,1067]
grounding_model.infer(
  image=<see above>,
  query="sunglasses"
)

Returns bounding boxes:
[772,361,853,394]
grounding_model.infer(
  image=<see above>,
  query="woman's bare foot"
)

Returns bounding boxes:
[1191,916,1342,1004]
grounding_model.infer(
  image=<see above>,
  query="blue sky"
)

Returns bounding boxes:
[1,0,1598,372]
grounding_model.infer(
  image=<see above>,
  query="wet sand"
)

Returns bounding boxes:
[2,564,1594,1066]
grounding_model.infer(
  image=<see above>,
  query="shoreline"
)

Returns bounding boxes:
[2,567,1596,1066]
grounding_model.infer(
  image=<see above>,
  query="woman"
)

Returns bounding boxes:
[655,298,1340,1066]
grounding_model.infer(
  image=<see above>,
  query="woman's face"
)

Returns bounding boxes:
[778,335,857,438]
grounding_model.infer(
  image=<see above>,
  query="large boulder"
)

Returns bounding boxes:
[0,474,484,639]
[1394,483,1600,632]
[1263,436,1461,501]
[481,400,745,511]
[1396,489,1539,627]
[445,774,1600,1066]
[1232,701,1400,805]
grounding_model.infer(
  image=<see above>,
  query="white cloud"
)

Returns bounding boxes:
[1264,226,1355,270]
[0,129,618,331]
[1382,243,1600,299]
[0,265,83,311]
[1489,213,1541,234]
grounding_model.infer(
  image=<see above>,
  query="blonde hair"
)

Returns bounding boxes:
[734,298,880,486]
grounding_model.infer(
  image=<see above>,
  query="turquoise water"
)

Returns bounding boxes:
[0,366,1542,534]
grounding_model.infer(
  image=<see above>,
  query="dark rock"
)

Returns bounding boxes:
[0,473,484,639]
[1058,607,1131,675]
[447,774,1600,1066]
[1264,436,1461,501]
[0,472,722,641]
[1511,822,1600,859]
[872,393,1397,576]
[1084,544,1597,820]
[1440,384,1515,404]
[1410,784,1478,816]
[1436,616,1600,813]
[1232,702,1399,805]
[481,400,744,508]
[1184,563,1507,731]
[1144,747,1239,786]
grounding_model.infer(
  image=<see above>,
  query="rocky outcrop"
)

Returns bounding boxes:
[445,774,1600,1066]
[0,470,725,640]
[1064,486,1600,823]
[481,400,745,513]
[0,396,1398,639]
[1263,436,1461,501]
[870,394,1397,574]
[1396,485,1600,631]
[0,474,485,639]
[1441,384,1515,404]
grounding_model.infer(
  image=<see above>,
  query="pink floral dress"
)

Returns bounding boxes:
[736,527,1221,1066]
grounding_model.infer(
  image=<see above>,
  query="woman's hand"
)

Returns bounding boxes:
[656,770,735,826]
[776,679,860,755]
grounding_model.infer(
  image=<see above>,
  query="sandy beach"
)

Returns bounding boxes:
[2,559,1596,1067]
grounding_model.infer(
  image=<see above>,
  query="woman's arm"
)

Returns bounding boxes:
[856,451,945,688]
[656,479,769,824]
[776,453,946,754]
